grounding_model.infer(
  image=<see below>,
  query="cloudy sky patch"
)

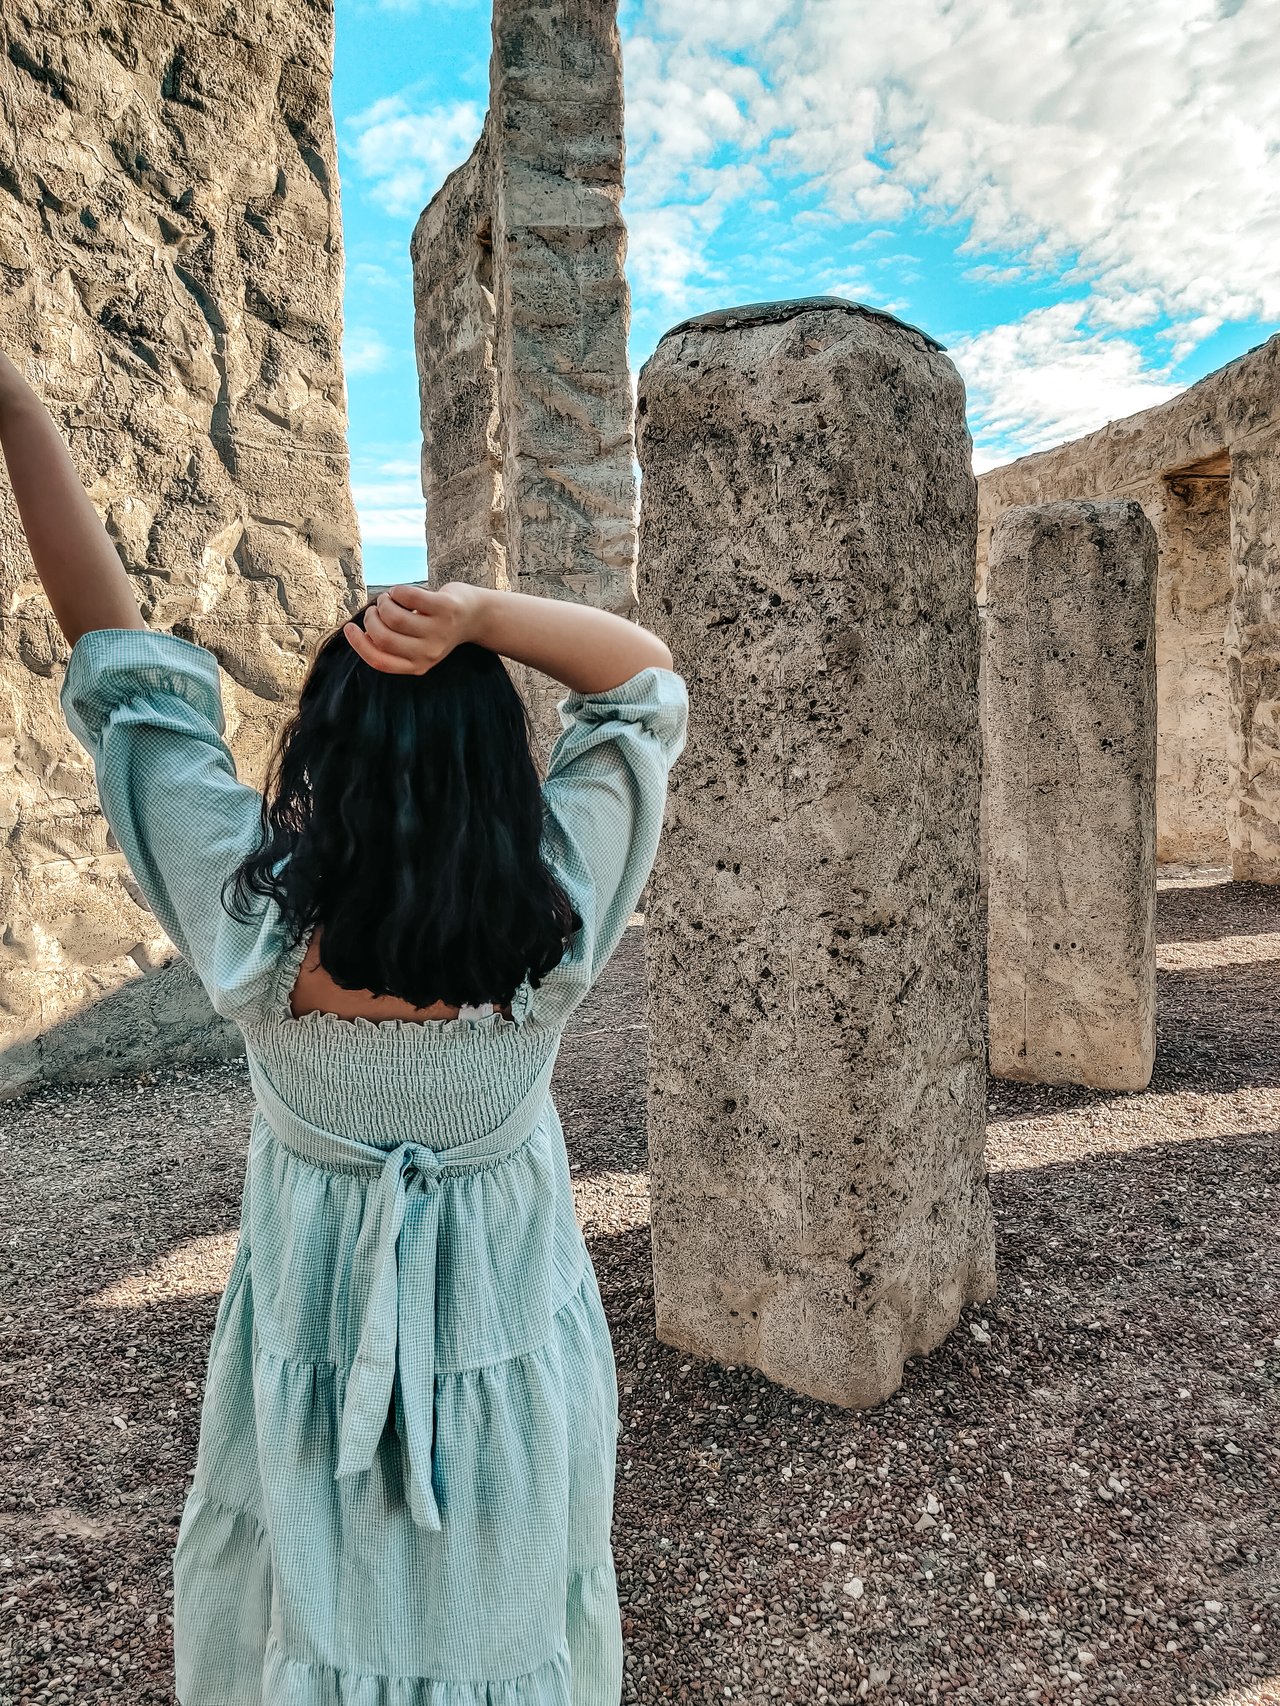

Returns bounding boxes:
[334,0,1277,580]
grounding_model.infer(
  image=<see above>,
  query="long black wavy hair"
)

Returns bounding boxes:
[223,599,581,1008]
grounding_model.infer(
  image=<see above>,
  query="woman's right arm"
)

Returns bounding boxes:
[342,582,673,689]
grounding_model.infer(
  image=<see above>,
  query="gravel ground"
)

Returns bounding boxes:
[1,872,1277,1705]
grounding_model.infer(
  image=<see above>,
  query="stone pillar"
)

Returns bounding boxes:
[0,0,361,1094]
[1227,445,1280,882]
[409,135,503,594]
[410,0,638,747]
[985,500,1157,1090]
[638,298,995,1410]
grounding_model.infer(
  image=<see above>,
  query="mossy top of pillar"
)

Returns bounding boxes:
[653,295,945,354]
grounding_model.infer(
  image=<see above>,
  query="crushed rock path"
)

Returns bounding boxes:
[1,873,1277,1705]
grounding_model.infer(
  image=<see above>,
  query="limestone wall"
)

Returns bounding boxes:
[977,335,1280,879]
[0,0,362,1095]
[985,500,1157,1090]
[639,299,995,1409]
[410,0,637,747]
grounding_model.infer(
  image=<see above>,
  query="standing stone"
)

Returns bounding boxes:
[410,0,637,745]
[0,0,362,1095]
[985,500,1157,1091]
[637,298,995,1409]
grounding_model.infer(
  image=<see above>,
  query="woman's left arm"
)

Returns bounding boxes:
[0,349,146,642]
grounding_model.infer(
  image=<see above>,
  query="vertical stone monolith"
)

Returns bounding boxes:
[410,0,638,745]
[0,0,361,1094]
[985,500,1158,1090]
[637,298,995,1409]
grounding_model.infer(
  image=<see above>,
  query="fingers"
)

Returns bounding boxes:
[362,601,423,660]
[387,583,435,615]
[343,620,419,674]
[371,590,425,635]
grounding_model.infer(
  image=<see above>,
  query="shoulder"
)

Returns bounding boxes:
[61,626,225,747]
[549,665,689,770]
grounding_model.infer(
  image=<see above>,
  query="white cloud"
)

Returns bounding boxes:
[346,95,484,220]
[351,456,426,548]
[819,271,871,301]
[344,326,393,376]
[953,302,1183,470]
[622,0,1280,343]
[626,205,717,305]
[351,261,397,291]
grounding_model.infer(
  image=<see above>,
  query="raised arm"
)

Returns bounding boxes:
[0,350,146,642]
[343,582,672,689]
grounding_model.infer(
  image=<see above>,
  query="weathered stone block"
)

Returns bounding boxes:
[985,499,1157,1091]
[0,0,362,1095]
[638,298,995,1409]
[410,0,637,749]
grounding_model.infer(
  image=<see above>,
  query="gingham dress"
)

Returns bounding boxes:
[60,627,689,1706]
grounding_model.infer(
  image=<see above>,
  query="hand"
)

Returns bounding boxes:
[343,582,486,675]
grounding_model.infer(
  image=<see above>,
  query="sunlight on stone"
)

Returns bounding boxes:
[87,1232,238,1309]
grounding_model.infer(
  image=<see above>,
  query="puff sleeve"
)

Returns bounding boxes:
[530,664,688,1025]
[60,627,284,1019]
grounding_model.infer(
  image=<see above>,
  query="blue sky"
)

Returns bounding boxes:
[333,0,1279,586]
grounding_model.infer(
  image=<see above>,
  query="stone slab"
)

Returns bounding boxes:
[637,298,995,1409]
[0,0,362,1094]
[985,499,1158,1091]
[409,0,637,752]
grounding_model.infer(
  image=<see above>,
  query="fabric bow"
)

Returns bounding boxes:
[334,1139,449,1529]
[246,1046,558,1533]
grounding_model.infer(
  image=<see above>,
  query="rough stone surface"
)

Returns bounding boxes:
[410,0,638,746]
[0,0,362,1096]
[985,500,1158,1092]
[636,298,996,1410]
[977,335,1280,878]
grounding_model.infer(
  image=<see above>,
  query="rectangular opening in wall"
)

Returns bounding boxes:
[1155,450,1232,867]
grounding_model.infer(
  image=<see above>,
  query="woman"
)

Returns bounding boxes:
[0,348,687,1704]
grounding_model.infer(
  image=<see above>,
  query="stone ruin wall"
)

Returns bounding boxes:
[977,335,1280,879]
[0,0,362,1096]
[409,0,638,751]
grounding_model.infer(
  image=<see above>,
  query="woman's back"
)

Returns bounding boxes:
[287,924,515,1021]
[58,616,688,1706]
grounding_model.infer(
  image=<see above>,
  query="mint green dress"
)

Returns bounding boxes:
[60,627,689,1706]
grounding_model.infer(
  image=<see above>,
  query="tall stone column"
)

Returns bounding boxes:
[409,135,503,595]
[1227,445,1280,882]
[985,500,1158,1090]
[410,0,638,748]
[638,298,995,1410]
[0,0,361,1094]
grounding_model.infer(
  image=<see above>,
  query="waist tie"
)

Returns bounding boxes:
[245,1046,559,1533]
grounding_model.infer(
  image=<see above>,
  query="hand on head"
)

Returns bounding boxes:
[344,583,483,675]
